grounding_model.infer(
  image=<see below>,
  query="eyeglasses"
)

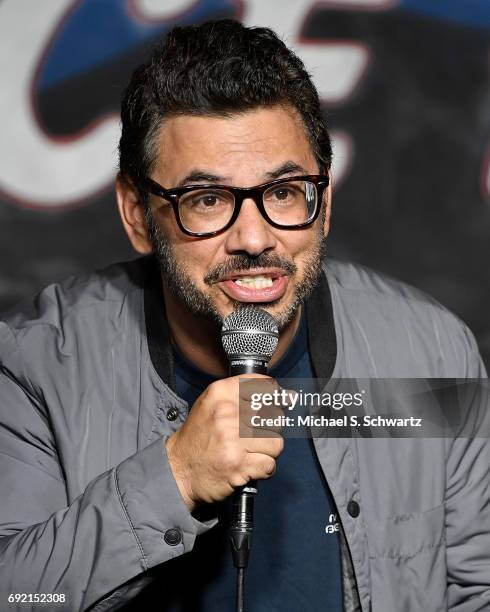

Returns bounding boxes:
[143,174,330,237]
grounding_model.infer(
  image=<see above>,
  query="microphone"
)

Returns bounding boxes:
[221,306,279,376]
[221,307,279,572]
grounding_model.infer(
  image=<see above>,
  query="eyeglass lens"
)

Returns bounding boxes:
[178,180,318,233]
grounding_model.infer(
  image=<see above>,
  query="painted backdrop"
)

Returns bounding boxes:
[1,0,489,367]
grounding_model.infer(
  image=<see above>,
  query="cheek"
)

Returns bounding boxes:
[280,229,319,263]
[172,239,223,281]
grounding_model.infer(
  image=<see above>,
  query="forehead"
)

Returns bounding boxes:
[153,105,317,185]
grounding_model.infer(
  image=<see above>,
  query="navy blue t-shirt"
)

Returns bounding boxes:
[165,311,343,611]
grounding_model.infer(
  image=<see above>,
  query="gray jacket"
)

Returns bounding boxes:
[0,256,488,611]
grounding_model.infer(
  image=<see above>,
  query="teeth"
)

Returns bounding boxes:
[234,275,274,288]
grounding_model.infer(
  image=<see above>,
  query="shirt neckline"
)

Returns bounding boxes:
[173,308,308,388]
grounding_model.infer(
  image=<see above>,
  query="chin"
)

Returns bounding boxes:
[228,298,300,332]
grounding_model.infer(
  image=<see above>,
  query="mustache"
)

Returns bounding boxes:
[204,253,297,284]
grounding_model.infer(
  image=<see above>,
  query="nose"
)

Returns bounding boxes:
[223,197,277,256]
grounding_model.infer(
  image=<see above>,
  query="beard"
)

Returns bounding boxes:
[145,208,328,331]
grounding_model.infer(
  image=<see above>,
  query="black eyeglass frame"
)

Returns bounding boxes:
[142,174,330,237]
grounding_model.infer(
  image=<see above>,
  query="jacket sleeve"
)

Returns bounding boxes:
[446,324,490,612]
[0,324,213,611]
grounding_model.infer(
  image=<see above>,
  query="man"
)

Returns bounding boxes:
[0,19,488,612]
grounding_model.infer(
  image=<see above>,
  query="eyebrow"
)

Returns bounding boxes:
[175,161,309,188]
[263,161,309,180]
[176,171,226,187]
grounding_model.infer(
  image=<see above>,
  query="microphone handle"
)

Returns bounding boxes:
[229,481,257,569]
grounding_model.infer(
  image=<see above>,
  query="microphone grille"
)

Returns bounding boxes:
[221,307,279,360]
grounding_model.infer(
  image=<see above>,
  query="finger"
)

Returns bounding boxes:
[239,401,285,432]
[238,376,281,404]
[243,435,284,458]
[240,382,298,414]
[242,453,278,482]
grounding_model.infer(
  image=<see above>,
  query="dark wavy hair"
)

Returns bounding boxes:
[118,19,332,198]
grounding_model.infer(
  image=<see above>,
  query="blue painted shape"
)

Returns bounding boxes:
[39,0,239,89]
[39,0,490,91]
[401,0,490,30]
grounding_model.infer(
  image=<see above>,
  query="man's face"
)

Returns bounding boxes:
[146,105,330,329]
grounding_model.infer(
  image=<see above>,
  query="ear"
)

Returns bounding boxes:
[322,169,333,236]
[116,173,153,254]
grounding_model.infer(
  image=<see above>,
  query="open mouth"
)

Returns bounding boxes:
[217,270,289,303]
[234,274,274,288]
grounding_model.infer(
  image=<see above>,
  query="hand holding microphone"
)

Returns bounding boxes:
[165,373,284,511]
[165,308,283,512]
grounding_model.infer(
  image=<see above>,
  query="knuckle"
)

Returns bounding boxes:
[229,474,248,488]
[207,378,232,397]
[212,400,235,420]
[220,446,243,472]
[271,436,284,455]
